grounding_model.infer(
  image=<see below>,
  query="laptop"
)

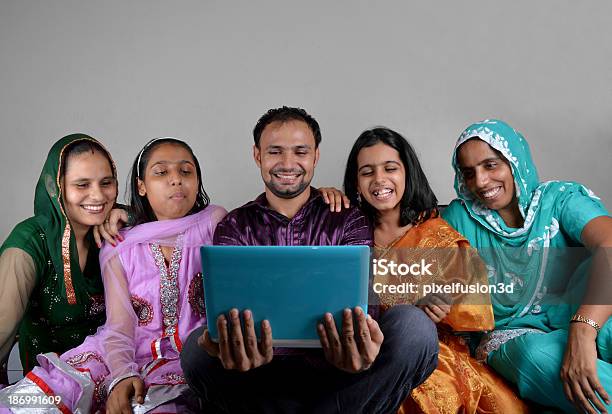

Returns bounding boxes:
[200,245,370,347]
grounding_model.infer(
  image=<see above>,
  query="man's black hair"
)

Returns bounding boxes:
[253,106,322,148]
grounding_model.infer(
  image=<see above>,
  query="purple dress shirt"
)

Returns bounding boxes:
[213,188,373,247]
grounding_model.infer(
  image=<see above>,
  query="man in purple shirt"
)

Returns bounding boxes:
[181,107,438,413]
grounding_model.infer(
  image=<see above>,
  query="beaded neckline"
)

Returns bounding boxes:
[150,234,184,336]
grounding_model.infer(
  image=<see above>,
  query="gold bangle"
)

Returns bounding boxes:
[570,314,601,333]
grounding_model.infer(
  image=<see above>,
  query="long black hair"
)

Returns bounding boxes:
[127,138,210,225]
[343,127,438,226]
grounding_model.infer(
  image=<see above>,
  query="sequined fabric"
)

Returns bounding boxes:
[187,273,206,318]
[150,235,183,337]
[65,351,104,367]
[475,328,545,363]
[161,373,186,385]
[88,295,105,317]
[131,295,154,326]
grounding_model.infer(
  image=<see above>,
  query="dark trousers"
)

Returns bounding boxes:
[180,305,438,414]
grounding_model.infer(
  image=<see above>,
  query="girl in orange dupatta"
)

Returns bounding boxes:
[343,127,530,414]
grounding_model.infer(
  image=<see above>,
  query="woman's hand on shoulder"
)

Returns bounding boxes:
[319,187,350,212]
[93,208,128,248]
[106,376,146,414]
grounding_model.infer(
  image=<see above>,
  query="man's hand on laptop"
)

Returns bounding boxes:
[198,308,274,371]
[317,306,383,373]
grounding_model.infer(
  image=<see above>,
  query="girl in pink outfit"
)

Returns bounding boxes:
[0,138,227,413]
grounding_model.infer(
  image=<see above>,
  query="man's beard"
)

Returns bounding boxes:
[264,168,311,199]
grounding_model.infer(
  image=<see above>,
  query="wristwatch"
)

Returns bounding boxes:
[570,314,601,333]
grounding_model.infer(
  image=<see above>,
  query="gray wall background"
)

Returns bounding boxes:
[1,0,611,240]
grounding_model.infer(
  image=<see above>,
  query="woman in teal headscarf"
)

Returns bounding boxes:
[443,119,612,413]
[0,134,118,384]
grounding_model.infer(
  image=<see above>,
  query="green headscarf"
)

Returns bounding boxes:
[443,120,608,329]
[2,133,117,305]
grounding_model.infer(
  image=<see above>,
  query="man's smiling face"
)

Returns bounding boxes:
[254,119,319,199]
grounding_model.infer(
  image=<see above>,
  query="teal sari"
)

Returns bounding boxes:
[443,119,611,412]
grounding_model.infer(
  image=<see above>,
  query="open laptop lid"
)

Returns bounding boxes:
[201,245,370,347]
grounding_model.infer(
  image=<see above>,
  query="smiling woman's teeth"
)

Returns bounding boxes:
[373,189,392,195]
[373,189,393,199]
[480,187,501,199]
[82,204,104,212]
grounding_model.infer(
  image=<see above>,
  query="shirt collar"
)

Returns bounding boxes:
[252,187,322,219]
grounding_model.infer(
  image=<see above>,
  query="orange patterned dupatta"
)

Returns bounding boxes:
[373,216,530,414]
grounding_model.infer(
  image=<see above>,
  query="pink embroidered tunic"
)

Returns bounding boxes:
[0,205,227,413]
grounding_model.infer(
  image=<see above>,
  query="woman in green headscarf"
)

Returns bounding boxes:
[0,134,117,383]
[443,119,612,413]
